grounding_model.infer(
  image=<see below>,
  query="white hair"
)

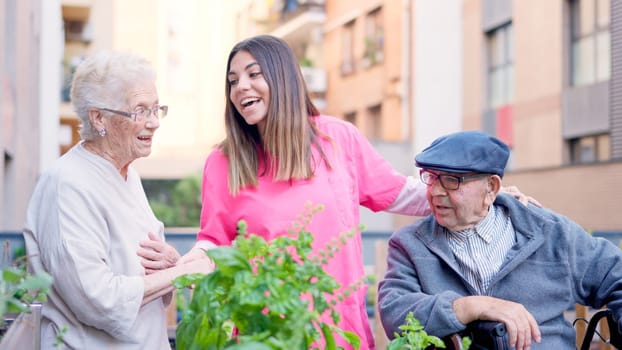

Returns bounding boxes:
[69,51,156,140]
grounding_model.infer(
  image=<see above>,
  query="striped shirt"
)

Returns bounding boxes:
[445,204,516,295]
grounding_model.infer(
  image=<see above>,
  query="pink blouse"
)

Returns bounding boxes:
[198,115,406,349]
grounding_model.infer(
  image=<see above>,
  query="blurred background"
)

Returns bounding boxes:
[1,0,621,241]
[2,1,622,346]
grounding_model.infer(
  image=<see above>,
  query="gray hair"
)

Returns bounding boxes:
[69,51,156,140]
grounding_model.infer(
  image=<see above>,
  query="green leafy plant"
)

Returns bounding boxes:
[0,258,52,320]
[387,312,471,350]
[53,325,69,347]
[173,205,361,350]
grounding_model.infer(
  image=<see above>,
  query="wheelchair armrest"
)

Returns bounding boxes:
[442,320,510,350]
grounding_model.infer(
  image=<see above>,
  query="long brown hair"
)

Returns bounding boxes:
[221,35,330,195]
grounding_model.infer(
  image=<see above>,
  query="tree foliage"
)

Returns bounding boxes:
[148,174,202,227]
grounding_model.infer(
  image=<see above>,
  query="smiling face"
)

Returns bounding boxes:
[227,50,270,135]
[95,80,160,173]
[425,170,499,231]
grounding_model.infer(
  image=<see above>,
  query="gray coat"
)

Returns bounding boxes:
[378,194,622,349]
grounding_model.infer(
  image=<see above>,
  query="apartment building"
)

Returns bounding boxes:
[323,0,408,142]
[58,0,235,180]
[464,0,622,232]
[320,0,422,234]
[4,0,618,233]
[1,0,242,229]
[317,0,621,233]
[0,0,63,230]
[232,0,327,111]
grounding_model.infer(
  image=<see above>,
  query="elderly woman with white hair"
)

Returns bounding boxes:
[13,51,209,349]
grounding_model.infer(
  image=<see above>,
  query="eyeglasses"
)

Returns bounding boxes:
[99,105,168,122]
[419,169,490,190]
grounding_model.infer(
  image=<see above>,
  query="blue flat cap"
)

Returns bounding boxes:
[415,131,510,178]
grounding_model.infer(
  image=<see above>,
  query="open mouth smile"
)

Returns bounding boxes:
[241,97,260,108]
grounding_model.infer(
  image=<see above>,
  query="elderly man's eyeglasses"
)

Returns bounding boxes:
[419,170,490,190]
[99,105,168,122]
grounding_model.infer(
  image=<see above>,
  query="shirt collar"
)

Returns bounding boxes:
[448,205,497,244]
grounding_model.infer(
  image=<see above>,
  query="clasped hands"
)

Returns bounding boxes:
[137,232,215,274]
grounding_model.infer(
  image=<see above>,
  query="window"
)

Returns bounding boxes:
[486,23,514,109]
[363,7,384,67]
[569,133,610,163]
[344,112,356,125]
[570,0,610,86]
[61,4,92,43]
[366,105,381,140]
[341,20,355,75]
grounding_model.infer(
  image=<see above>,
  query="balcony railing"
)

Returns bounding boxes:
[279,0,325,22]
[267,0,325,41]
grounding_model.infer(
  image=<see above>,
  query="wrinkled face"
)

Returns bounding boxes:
[227,50,270,135]
[103,81,160,166]
[424,170,492,231]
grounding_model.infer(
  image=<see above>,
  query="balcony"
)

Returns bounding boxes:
[269,0,325,44]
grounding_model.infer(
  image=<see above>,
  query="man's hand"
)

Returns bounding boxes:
[454,295,541,350]
[137,232,181,274]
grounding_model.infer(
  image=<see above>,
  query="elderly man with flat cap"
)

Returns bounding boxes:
[378,131,622,350]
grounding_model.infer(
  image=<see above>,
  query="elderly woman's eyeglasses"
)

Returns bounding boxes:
[419,169,490,190]
[99,105,168,122]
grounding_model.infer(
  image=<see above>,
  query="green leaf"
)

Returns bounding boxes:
[2,267,23,282]
[321,322,337,350]
[17,272,53,290]
[387,312,448,350]
[386,337,408,350]
[334,329,361,350]
[225,341,273,350]
[206,246,252,274]
[173,273,207,289]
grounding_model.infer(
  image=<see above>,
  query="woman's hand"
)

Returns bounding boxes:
[137,232,181,274]
[177,246,211,265]
[176,247,217,285]
[178,248,216,274]
[500,185,542,207]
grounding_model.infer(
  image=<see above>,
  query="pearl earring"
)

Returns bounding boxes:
[98,128,107,137]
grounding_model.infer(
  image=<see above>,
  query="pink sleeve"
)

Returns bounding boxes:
[197,149,237,246]
[340,121,407,212]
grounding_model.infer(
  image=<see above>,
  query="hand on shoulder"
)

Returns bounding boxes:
[500,185,542,207]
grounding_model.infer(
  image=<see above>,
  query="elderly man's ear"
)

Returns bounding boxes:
[485,175,502,204]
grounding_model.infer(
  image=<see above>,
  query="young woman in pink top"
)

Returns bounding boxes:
[176,35,534,349]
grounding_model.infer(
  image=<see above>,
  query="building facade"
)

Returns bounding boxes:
[4,0,619,237]
[464,0,622,232]
[1,0,242,230]
[58,0,236,180]
[320,0,421,234]
[0,0,63,230]
[323,0,408,142]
